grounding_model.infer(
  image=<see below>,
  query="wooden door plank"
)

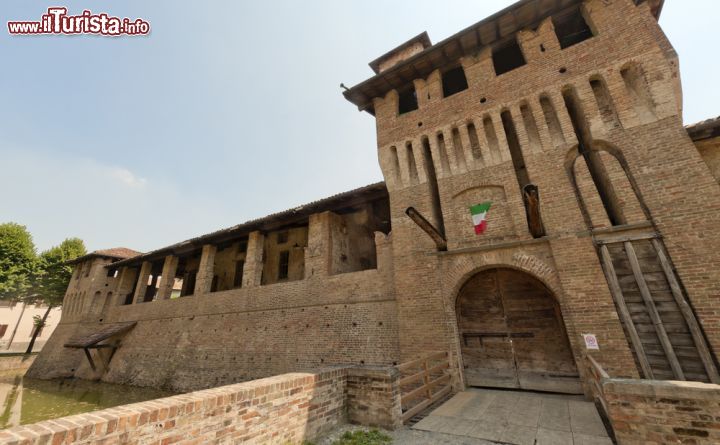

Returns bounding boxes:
[652,239,720,383]
[599,244,654,379]
[624,241,685,380]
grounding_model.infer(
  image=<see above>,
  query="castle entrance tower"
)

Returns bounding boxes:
[344,0,720,392]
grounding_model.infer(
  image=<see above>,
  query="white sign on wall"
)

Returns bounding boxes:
[583,333,600,350]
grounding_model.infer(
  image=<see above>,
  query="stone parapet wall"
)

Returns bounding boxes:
[587,356,720,444]
[0,366,403,445]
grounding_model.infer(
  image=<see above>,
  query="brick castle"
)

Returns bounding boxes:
[28,0,720,401]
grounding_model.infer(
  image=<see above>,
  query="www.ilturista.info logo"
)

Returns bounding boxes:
[8,7,150,36]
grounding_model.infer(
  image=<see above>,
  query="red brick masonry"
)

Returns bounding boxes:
[0,366,402,444]
[587,357,720,444]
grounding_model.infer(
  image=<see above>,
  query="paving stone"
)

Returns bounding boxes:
[536,427,574,445]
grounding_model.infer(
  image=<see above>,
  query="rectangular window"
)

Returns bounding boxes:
[278,251,290,280]
[238,240,248,253]
[0,325,7,338]
[107,268,117,278]
[553,7,594,49]
[493,39,526,76]
[398,86,418,114]
[442,66,469,98]
[233,261,245,288]
[277,231,289,244]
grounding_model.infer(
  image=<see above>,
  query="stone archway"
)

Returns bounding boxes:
[456,268,581,394]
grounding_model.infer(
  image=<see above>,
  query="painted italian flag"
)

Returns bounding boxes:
[470,202,492,235]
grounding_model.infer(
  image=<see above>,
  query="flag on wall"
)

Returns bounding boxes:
[470,202,492,235]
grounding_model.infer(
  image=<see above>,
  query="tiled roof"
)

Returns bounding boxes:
[109,182,388,268]
[67,247,142,265]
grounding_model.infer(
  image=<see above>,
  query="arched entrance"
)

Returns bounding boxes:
[456,268,581,394]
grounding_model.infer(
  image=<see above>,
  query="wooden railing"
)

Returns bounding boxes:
[396,351,452,423]
[586,355,610,415]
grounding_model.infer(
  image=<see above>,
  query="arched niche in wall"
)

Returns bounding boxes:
[566,141,650,229]
[445,185,516,247]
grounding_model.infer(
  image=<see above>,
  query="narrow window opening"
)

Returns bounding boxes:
[210,275,219,293]
[422,136,445,237]
[590,77,621,129]
[501,110,531,190]
[520,103,542,152]
[436,132,451,174]
[406,142,419,184]
[563,88,625,226]
[467,123,482,160]
[278,251,290,280]
[493,39,526,76]
[238,240,248,253]
[553,6,594,49]
[540,95,566,146]
[451,127,468,171]
[389,146,401,183]
[107,268,117,278]
[442,66,469,98]
[233,261,244,289]
[398,85,418,114]
[483,116,501,163]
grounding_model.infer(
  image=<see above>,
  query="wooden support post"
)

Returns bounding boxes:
[651,239,720,384]
[599,245,654,379]
[624,241,685,380]
[84,348,96,371]
[132,261,151,305]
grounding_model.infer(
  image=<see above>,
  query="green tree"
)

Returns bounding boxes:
[0,223,38,300]
[26,238,87,353]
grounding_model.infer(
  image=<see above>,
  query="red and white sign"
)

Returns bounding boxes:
[583,334,599,350]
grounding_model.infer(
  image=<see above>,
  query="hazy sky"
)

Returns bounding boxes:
[1,1,717,253]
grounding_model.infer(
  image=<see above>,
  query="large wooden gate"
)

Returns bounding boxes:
[456,268,581,394]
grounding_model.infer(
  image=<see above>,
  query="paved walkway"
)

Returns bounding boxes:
[412,388,612,445]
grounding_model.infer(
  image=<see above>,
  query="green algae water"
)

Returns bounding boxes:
[0,369,173,429]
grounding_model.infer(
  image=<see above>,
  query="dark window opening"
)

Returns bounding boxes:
[398,86,418,114]
[183,271,197,297]
[107,268,117,278]
[210,275,219,293]
[277,231,289,244]
[238,240,248,253]
[233,261,244,288]
[442,66,469,98]
[493,39,526,76]
[553,7,594,49]
[278,251,290,280]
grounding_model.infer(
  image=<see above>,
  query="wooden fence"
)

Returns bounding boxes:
[396,351,452,423]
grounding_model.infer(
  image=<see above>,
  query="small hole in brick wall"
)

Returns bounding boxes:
[326,323,330,327]
[378,321,383,326]
[324,306,328,309]
[301,308,304,311]
[296,358,299,362]
[480,97,487,104]
[360,360,365,364]
[306,324,309,328]
[99,318,103,322]
[392,362,397,366]
[321,359,324,363]
[559,67,567,74]
[352,322,357,327]
[418,122,423,127]
[71,368,75,372]
[540,44,546,52]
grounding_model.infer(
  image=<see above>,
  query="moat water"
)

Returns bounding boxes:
[0,369,173,429]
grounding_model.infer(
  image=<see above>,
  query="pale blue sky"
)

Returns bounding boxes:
[1,1,717,252]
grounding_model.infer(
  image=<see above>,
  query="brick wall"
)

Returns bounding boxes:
[586,356,720,444]
[346,367,403,429]
[0,366,403,445]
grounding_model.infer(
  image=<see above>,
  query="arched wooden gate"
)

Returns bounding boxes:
[456,268,582,394]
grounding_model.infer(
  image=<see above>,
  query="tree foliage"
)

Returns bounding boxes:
[33,237,87,307]
[0,223,38,299]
